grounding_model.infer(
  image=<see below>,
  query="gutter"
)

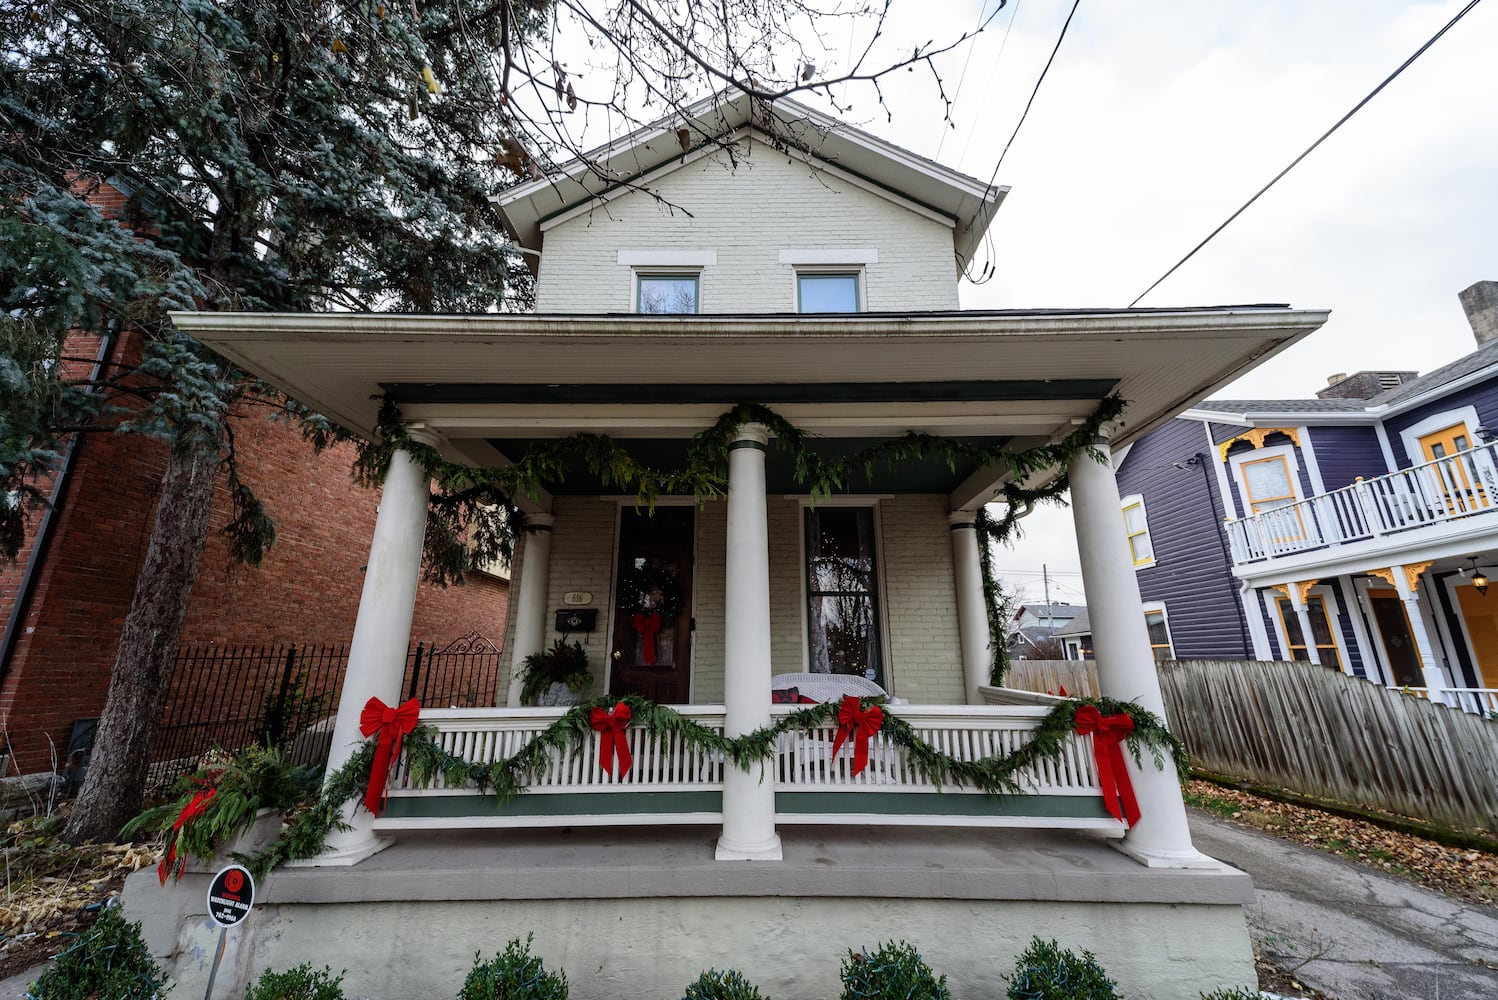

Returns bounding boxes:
[0,327,118,684]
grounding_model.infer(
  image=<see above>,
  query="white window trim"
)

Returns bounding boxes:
[1398,405,1482,468]
[1228,442,1305,515]
[1267,584,1351,674]
[632,269,703,314]
[778,248,879,265]
[1142,601,1175,660]
[1120,493,1157,569]
[617,250,717,268]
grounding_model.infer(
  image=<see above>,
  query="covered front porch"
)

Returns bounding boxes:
[174,306,1328,868]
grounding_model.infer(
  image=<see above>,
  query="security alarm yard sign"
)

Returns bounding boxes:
[206,865,255,929]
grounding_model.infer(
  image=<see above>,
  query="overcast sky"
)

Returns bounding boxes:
[832,0,1498,603]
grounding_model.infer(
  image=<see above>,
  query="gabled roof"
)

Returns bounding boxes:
[1192,338,1498,422]
[1014,603,1079,621]
[494,91,1006,271]
[1052,611,1092,638]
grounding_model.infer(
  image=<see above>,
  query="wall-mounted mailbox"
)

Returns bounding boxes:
[555,609,597,632]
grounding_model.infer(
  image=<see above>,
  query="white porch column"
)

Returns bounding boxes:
[1069,435,1212,868]
[949,511,992,703]
[1391,564,1448,701]
[1286,585,1323,666]
[716,423,782,861]
[313,442,432,865]
[505,513,556,706]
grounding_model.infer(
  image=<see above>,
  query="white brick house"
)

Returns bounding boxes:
[168,93,1331,999]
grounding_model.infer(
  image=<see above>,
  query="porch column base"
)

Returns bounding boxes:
[1110,839,1220,870]
[714,833,784,862]
[286,833,393,868]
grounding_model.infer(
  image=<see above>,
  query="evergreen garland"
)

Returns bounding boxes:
[139,692,1185,880]
[356,396,1126,587]
[401,694,1187,806]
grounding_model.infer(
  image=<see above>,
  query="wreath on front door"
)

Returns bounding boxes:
[617,564,684,666]
[617,564,684,620]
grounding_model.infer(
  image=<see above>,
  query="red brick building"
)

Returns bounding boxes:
[0,322,509,769]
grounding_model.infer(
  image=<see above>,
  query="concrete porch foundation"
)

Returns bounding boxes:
[125,826,1258,1000]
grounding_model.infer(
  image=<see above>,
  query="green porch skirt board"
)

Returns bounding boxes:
[380,791,1109,821]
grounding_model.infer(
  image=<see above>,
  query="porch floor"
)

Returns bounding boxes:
[259,824,1254,905]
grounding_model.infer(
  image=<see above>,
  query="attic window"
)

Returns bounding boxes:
[637,274,699,314]
[797,272,860,313]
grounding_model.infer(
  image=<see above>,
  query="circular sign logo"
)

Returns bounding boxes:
[206,864,255,929]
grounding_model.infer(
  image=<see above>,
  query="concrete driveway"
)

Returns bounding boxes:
[1189,810,1498,1000]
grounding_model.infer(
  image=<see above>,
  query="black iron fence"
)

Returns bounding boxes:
[150,632,502,789]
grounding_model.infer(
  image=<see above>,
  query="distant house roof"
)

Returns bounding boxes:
[1051,611,1091,638]
[1008,626,1059,651]
[1193,339,1498,421]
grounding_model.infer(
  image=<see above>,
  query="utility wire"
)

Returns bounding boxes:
[965,0,1080,284]
[937,1,1010,161]
[955,0,1024,166]
[1130,0,1486,308]
[976,0,1081,206]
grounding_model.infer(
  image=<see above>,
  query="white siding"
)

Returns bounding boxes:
[879,495,965,703]
[535,138,959,313]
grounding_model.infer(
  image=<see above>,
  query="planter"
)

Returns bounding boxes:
[183,807,281,873]
[536,683,585,708]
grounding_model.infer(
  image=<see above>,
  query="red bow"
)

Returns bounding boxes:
[1073,704,1142,828]
[157,785,216,884]
[359,696,421,817]
[589,702,633,777]
[632,612,662,665]
[830,695,883,776]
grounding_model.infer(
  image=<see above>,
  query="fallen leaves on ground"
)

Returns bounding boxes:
[1186,779,1498,907]
[0,812,156,980]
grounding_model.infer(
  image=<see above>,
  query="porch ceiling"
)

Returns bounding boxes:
[173,306,1329,504]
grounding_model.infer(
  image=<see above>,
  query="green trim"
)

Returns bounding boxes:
[727,439,766,452]
[382,379,1118,406]
[949,521,975,531]
[775,791,1112,820]
[382,790,723,819]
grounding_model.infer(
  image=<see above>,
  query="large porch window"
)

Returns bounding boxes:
[805,507,883,684]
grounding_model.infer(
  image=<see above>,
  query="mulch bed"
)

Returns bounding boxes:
[0,813,156,983]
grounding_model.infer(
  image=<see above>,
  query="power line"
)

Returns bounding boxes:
[965,0,1080,284]
[956,0,1023,166]
[1129,0,1486,308]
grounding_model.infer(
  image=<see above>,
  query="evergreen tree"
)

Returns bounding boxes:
[1,0,999,844]
[2,0,537,842]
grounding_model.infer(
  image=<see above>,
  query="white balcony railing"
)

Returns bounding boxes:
[378,704,1116,831]
[1401,686,1498,716]
[1225,441,1498,564]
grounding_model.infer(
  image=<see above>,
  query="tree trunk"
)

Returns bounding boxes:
[63,433,219,843]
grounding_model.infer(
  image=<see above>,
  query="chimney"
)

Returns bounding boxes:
[1461,281,1498,346]
[1325,372,1347,387]
[1316,370,1417,400]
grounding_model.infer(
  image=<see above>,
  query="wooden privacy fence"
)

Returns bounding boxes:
[1002,660,1099,698]
[1158,659,1498,831]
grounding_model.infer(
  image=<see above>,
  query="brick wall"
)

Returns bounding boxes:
[879,496,964,703]
[0,330,508,763]
[536,137,960,314]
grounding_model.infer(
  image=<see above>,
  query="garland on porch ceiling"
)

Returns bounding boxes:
[142,693,1185,881]
[354,394,1129,637]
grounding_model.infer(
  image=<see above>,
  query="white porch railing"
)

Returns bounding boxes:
[1401,686,1498,716]
[1225,441,1498,564]
[377,704,1116,831]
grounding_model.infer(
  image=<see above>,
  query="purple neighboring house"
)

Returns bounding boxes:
[1113,281,1498,714]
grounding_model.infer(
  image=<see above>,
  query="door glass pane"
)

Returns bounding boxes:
[806,508,882,683]
[638,275,698,314]
[798,273,859,313]
[1307,596,1335,646]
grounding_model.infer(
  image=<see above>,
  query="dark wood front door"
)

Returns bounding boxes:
[1368,589,1424,687]
[610,507,693,704]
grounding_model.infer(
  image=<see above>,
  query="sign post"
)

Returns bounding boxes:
[203,864,255,999]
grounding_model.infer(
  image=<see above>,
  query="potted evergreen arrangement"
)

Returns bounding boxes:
[519,639,593,706]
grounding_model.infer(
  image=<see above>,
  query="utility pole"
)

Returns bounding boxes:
[1042,563,1053,633]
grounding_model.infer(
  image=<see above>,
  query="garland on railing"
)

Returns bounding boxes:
[354,395,1127,586]
[401,693,1188,807]
[140,692,1186,881]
